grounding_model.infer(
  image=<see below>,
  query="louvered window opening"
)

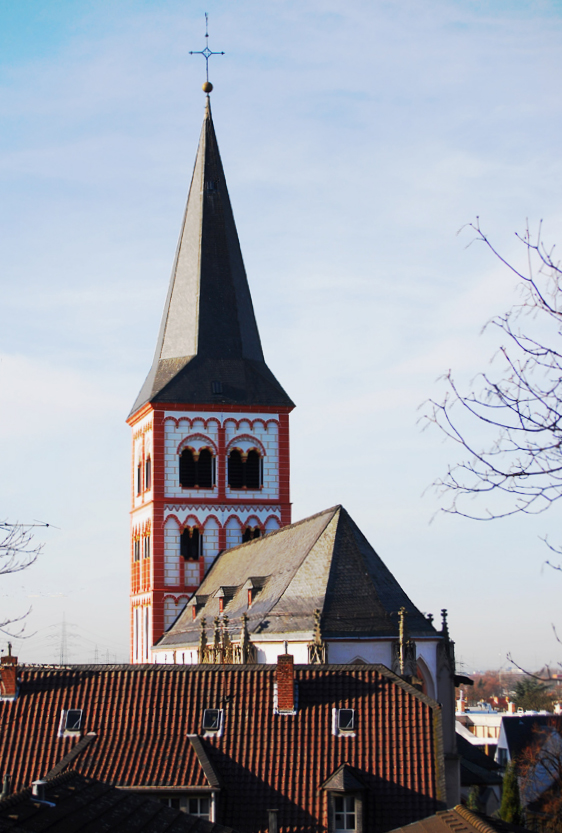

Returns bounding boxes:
[243,527,261,543]
[133,540,140,562]
[145,457,151,489]
[181,528,201,561]
[136,463,142,495]
[228,449,262,490]
[179,448,215,489]
[143,535,150,559]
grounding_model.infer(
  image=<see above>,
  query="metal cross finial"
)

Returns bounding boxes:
[189,13,224,88]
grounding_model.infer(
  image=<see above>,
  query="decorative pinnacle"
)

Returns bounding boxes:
[189,12,224,93]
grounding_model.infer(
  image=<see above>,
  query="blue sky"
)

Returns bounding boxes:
[1,0,562,669]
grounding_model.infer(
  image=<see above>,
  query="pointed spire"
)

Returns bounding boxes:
[130,100,293,416]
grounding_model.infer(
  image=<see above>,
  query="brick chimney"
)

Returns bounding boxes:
[0,646,18,700]
[276,654,295,713]
[507,701,516,714]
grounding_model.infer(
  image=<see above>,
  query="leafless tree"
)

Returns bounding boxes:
[424,219,562,564]
[0,522,43,638]
[518,717,562,833]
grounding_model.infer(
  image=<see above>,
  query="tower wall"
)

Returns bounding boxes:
[129,402,291,662]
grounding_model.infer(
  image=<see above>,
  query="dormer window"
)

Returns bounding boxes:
[228,450,262,490]
[191,595,208,620]
[245,577,267,607]
[217,586,237,613]
[334,796,356,831]
[180,448,215,489]
[202,708,222,734]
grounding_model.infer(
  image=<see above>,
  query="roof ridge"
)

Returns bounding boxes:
[453,805,500,833]
[197,505,341,589]
[270,507,341,619]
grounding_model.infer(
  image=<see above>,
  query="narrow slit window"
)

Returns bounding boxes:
[134,540,140,562]
[145,457,151,490]
[137,463,142,495]
[143,535,151,559]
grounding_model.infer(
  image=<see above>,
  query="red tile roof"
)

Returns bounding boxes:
[0,663,444,833]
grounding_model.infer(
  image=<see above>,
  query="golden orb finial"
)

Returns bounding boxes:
[202,81,213,93]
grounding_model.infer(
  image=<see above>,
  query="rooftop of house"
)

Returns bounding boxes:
[498,714,553,756]
[0,770,235,833]
[157,505,439,651]
[388,805,529,833]
[0,660,443,833]
[456,734,503,787]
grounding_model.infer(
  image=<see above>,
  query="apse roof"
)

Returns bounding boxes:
[157,505,439,650]
[130,98,293,417]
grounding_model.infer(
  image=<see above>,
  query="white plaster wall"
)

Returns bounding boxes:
[164,517,180,586]
[164,595,189,631]
[225,516,242,549]
[255,641,309,664]
[184,560,199,585]
[131,504,152,532]
[327,640,394,667]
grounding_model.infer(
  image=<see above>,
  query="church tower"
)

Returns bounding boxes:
[127,97,294,663]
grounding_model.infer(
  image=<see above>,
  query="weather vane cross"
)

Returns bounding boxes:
[189,13,224,93]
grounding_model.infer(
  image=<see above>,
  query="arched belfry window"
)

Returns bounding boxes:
[181,528,201,561]
[242,526,261,543]
[179,448,215,489]
[228,449,262,490]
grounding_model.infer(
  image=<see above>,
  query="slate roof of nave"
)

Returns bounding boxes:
[157,505,438,650]
[129,98,293,417]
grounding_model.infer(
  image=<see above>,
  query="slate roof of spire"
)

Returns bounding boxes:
[157,505,438,650]
[130,98,293,417]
